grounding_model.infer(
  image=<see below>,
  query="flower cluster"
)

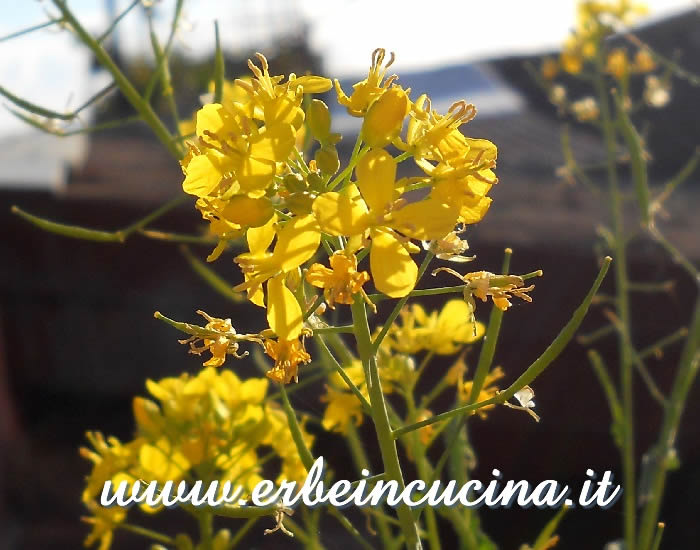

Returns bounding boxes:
[539,0,670,119]
[177,50,498,379]
[81,367,312,549]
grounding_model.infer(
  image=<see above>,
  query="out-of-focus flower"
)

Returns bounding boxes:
[644,75,671,108]
[571,96,600,122]
[606,48,629,80]
[634,49,656,73]
[384,299,486,355]
[541,57,559,81]
[460,366,505,418]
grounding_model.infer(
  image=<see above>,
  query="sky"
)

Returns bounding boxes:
[0,0,695,138]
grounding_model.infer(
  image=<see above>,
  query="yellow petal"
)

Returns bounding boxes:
[249,123,296,163]
[266,275,302,340]
[247,213,278,255]
[182,152,227,197]
[196,103,227,138]
[370,228,417,297]
[464,138,498,165]
[292,75,333,93]
[221,195,274,228]
[312,184,370,236]
[356,149,396,214]
[263,94,304,129]
[272,214,321,272]
[361,87,410,148]
[390,196,459,240]
[234,155,276,194]
[460,196,492,224]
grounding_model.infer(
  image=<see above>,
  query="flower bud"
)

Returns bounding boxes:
[306,99,332,141]
[361,86,410,148]
[315,145,340,175]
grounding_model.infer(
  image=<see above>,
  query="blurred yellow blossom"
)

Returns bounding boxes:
[460,366,505,418]
[384,300,486,355]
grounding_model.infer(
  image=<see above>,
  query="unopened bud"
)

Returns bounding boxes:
[307,99,332,141]
[315,145,340,175]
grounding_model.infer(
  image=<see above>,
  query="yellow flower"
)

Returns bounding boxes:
[335,48,398,116]
[416,409,435,445]
[399,97,478,166]
[433,268,537,314]
[606,48,629,80]
[321,385,365,433]
[634,49,655,73]
[384,299,486,355]
[541,57,559,81]
[395,97,498,226]
[177,310,246,368]
[181,100,296,198]
[313,149,460,297]
[195,195,274,261]
[461,366,505,418]
[82,501,127,550]
[305,251,373,310]
[561,48,584,75]
[234,215,321,339]
[263,335,312,384]
[571,96,600,122]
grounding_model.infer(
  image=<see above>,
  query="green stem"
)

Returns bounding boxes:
[351,297,423,550]
[118,523,175,545]
[637,296,700,550]
[405,390,441,550]
[468,248,512,403]
[595,55,636,550]
[52,0,180,158]
[279,385,315,471]
[198,509,214,550]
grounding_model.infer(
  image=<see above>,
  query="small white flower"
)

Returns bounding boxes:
[514,386,536,409]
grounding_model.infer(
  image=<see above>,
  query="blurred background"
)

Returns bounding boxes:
[1,1,699,548]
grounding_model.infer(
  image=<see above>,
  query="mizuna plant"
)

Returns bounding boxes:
[535,1,700,548]
[4,1,614,548]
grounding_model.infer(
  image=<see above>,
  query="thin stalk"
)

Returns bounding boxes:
[279,385,315,471]
[351,297,423,550]
[314,335,372,415]
[180,246,244,303]
[344,422,394,547]
[0,18,60,42]
[197,510,214,550]
[404,390,441,550]
[468,248,512,402]
[118,523,174,545]
[595,54,636,549]
[52,0,180,158]
[637,296,700,549]
[98,0,141,43]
